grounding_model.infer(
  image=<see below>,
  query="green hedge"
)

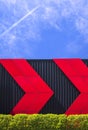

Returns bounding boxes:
[0,114,88,130]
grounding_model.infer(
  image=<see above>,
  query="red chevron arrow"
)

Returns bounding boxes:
[53,58,88,115]
[0,59,53,114]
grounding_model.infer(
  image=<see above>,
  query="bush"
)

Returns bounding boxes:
[0,114,66,130]
[0,114,12,130]
[25,114,67,130]
[0,114,88,130]
[67,114,88,130]
[8,114,28,130]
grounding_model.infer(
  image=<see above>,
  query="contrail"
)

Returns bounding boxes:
[0,5,40,38]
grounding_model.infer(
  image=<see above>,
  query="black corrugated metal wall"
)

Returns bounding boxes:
[0,64,25,114]
[28,60,80,114]
[0,59,88,114]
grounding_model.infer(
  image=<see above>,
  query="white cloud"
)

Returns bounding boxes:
[76,17,88,38]
[0,0,88,57]
[1,0,88,34]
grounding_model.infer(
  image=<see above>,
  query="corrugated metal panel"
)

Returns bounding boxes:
[82,59,88,66]
[0,64,25,114]
[0,59,88,114]
[28,60,80,114]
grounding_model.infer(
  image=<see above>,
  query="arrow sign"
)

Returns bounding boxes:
[0,59,53,114]
[54,58,88,115]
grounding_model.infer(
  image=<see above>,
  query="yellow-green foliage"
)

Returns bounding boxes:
[67,114,88,130]
[0,114,88,130]
[0,114,12,130]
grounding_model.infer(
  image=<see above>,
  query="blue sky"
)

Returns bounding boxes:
[0,0,88,58]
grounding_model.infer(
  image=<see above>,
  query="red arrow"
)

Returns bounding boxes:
[53,58,88,115]
[0,59,53,114]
